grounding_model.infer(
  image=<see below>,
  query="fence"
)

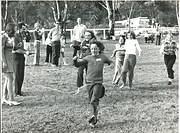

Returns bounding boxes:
[2,27,177,45]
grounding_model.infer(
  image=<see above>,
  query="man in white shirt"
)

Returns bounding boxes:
[48,21,62,66]
[71,18,87,57]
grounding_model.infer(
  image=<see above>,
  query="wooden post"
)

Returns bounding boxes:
[103,29,106,39]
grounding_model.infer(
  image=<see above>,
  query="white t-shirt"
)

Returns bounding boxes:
[124,39,141,55]
[73,24,87,42]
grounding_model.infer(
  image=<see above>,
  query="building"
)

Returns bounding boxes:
[115,17,150,28]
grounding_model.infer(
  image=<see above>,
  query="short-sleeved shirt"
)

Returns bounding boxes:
[163,40,177,55]
[49,27,61,42]
[75,54,112,84]
[73,24,87,42]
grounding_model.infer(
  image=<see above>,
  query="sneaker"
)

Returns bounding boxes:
[63,63,69,66]
[1,99,9,105]
[74,88,80,95]
[88,115,97,127]
[51,64,57,67]
[9,101,21,106]
[168,81,172,85]
[119,84,125,89]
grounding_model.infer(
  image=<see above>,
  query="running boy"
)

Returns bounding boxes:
[73,41,112,127]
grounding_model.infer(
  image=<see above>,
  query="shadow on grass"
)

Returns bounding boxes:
[73,119,134,132]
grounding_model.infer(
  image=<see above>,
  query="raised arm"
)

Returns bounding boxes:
[135,40,142,56]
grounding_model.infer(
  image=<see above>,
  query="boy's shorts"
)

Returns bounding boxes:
[87,83,105,105]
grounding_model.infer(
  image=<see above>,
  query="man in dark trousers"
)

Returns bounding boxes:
[13,22,29,96]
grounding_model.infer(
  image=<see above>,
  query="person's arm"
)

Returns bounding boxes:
[104,55,113,65]
[111,49,117,58]
[135,40,142,56]
[2,35,8,65]
[73,56,88,67]
[159,41,165,55]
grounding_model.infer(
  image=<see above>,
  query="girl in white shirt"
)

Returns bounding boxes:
[120,31,142,89]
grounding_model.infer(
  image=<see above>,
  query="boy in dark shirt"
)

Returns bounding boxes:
[73,41,112,127]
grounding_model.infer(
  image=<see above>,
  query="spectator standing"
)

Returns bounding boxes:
[45,33,52,64]
[71,18,87,57]
[73,41,113,127]
[155,29,161,46]
[120,31,142,89]
[48,21,62,66]
[13,22,30,96]
[33,22,44,66]
[160,32,178,85]
[22,24,31,65]
[2,23,21,105]
[111,35,126,86]
[60,34,68,66]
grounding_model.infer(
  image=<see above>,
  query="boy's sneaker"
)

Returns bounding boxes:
[168,81,172,85]
[119,84,125,89]
[88,115,97,128]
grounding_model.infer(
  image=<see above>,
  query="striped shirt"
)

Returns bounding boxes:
[161,40,177,55]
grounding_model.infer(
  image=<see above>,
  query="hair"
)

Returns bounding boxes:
[127,31,136,39]
[85,30,96,40]
[18,22,25,29]
[34,22,40,29]
[119,35,126,45]
[5,23,16,37]
[90,41,105,53]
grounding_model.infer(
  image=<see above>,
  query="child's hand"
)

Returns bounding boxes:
[111,55,114,58]
[73,56,78,60]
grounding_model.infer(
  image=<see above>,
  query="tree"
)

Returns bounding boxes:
[176,0,179,26]
[98,0,114,39]
[1,0,8,30]
[51,0,68,34]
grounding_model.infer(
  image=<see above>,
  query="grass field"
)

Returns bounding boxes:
[2,36,179,133]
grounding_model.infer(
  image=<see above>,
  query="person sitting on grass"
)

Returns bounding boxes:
[73,41,113,128]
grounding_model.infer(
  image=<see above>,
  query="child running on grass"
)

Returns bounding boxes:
[73,41,113,127]
[120,31,142,89]
[111,34,126,86]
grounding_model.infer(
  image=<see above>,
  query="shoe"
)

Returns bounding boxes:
[112,82,119,88]
[63,63,69,66]
[74,88,80,95]
[1,99,9,105]
[119,84,125,89]
[9,101,21,106]
[168,81,172,85]
[51,64,57,67]
[88,115,97,127]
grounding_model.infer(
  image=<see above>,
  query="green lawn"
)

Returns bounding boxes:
[2,36,179,133]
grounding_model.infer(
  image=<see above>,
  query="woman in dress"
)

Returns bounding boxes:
[2,23,21,106]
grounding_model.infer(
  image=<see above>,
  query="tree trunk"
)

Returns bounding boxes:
[176,0,179,26]
[106,0,114,39]
[2,0,8,30]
